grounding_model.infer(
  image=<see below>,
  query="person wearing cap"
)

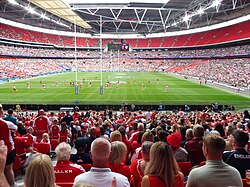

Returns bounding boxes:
[167,132,188,162]
[0,104,17,187]
[54,142,85,185]
[33,109,51,140]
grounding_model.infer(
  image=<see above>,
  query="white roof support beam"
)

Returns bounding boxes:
[110,8,123,20]
[158,9,165,29]
[134,8,147,23]
[232,0,238,9]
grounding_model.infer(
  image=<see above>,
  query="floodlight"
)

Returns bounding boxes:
[197,8,204,15]
[211,0,222,7]
[183,14,190,22]
[25,6,36,14]
[8,0,18,5]
[40,13,49,20]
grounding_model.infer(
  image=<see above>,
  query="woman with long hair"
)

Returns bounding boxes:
[24,154,56,187]
[107,141,131,181]
[141,142,184,187]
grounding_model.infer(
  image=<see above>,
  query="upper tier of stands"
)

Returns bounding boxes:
[0,44,249,57]
[1,20,250,48]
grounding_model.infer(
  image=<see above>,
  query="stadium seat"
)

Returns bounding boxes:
[199,161,206,166]
[242,179,249,187]
[34,142,51,155]
[50,139,59,151]
[59,135,67,143]
[177,162,192,177]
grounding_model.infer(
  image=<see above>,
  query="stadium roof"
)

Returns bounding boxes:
[0,0,249,35]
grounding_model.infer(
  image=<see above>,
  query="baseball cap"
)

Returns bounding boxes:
[167,132,182,148]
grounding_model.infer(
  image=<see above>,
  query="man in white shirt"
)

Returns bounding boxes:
[186,134,242,187]
[74,138,130,187]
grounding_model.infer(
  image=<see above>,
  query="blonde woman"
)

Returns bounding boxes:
[24,154,56,187]
[131,130,154,162]
[107,141,131,180]
[141,142,184,187]
[110,130,122,142]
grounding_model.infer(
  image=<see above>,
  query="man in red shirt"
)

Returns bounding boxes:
[54,142,85,185]
[0,104,17,186]
[33,109,51,140]
[13,133,36,168]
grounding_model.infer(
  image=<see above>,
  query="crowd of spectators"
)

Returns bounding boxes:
[1,21,250,48]
[0,44,249,57]
[172,59,250,88]
[0,42,250,89]
[0,104,250,186]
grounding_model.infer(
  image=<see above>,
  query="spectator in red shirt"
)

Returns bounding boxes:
[118,126,131,164]
[130,141,153,187]
[54,142,85,185]
[107,141,131,181]
[50,119,60,140]
[129,123,144,143]
[184,124,206,166]
[0,104,17,187]
[33,109,51,140]
[13,132,36,167]
[130,131,144,162]
[23,126,36,146]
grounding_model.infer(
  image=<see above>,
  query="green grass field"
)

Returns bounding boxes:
[0,72,250,110]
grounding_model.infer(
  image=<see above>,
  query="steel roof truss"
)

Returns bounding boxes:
[110,8,123,20]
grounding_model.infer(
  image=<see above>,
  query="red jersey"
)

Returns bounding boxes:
[148,172,182,187]
[51,125,60,139]
[0,119,12,153]
[23,133,36,145]
[54,160,85,184]
[122,137,131,163]
[14,136,30,155]
[107,162,131,180]
[0,119,17,153]
[130,159,144,187]
[184,137,206,166]
[34,115,50,137]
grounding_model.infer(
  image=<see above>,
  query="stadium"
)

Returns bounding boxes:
[0,0,250,186]
[0,0,249,111]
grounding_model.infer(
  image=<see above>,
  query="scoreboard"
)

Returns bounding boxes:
[108,42,129,51]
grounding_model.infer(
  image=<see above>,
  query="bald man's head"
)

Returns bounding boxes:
[91,138,111,164]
